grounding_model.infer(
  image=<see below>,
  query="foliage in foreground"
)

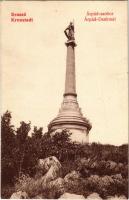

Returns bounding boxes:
[1,111,128,199]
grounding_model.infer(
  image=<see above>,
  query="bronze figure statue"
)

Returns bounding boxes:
[64,22,75,40]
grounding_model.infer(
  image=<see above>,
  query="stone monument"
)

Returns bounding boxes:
[48,22,92,143]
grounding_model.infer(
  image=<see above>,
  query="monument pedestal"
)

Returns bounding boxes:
[48,94,91,143]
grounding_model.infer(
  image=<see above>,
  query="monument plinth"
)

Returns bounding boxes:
[48,22,92,143]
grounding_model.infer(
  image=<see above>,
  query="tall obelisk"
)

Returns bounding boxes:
[48,22,92,143]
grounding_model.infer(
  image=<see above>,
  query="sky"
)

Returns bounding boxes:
[1,1,128,145]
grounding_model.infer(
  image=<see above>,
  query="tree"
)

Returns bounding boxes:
[16,121,31,177]
[32,126,43,139]
[1,111,16,184]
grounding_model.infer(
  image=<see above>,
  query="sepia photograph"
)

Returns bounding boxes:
[1,1,128,199]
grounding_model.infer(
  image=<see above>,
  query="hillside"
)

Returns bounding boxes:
[1,111,128,199]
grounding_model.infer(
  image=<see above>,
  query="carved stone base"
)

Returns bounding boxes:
[48,95,91,143]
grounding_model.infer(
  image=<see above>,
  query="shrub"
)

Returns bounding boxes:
[15,174,44,198]
[1,185,15,199]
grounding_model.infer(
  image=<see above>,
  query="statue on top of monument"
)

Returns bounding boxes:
[64,21,75,41]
